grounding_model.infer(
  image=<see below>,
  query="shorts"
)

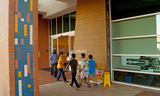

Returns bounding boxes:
[88,73,95,78]
[81,70,88,78]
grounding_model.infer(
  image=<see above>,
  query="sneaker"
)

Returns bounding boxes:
[94,83,98,86]
[64,81,69,83]
[88,84,91,88]
[76,87,80,91]
[84,81,88,84]
[56,80,61,82]
[70,85,73,88]
[79,83,82,86]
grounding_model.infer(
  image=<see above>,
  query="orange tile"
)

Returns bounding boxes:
[21,39,24,45]
[15,0,18,12]
[18,12,21,18]
[27,13,30,22]
[15,60,18,69]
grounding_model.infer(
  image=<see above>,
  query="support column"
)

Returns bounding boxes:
[74,0,108,71]
[13,0,39,96]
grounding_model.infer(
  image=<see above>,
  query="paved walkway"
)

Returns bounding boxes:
[39,69,160,96]
[39,80,160,96]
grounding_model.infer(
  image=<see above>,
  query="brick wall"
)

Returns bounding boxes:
[74,0,108,71]
[0,0,10,96]
[9,0,16,96]
[38,14,49,68]
[33,0,39,95]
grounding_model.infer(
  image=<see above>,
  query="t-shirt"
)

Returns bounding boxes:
[50,54,59,64]
[57,56,63,68]
[81,59,88,71]
[69,59,78,73]
[88,60,96,73]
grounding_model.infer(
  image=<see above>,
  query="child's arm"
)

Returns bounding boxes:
[81,65,85,71]
[66,61,71,68]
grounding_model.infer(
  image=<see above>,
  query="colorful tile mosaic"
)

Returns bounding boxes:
[107,0,111,73]
[15,0,34,96]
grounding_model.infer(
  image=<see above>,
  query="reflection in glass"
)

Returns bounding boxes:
[112,37,160,54]
[112,56,160,73]
[57,16,62,34]
[52,19,56,35]
[63,14,69,32]
[156,14,160,35]
[157,36,160,50]
[112,16,156,38]
[113,71,160,88]
[70,11,76,31]
[49,20,51,35]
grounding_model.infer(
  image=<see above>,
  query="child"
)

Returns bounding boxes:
[67,53,80,90]
[79,53,89,87]
[87,55,98,87]
[56,52,68,83]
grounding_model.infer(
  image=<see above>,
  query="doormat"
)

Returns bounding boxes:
[41,68,69,73]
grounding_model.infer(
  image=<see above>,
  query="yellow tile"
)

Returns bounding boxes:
[15,14,18,33]
[28,84,31,88]
[30,0,33,11]
[24,24,27,36]
[18,71,21,77]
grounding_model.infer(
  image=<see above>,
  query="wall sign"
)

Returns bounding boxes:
[75,50,87,53]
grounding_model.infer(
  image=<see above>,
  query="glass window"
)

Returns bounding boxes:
[49,20,51,35]
[112,36,160,54]
[112,16,156,38]
[63,14,69,32]
[70,11,76,31]
[57,16,62,34]
[49,37,51,55]
[112,56,160,73]
[111,0,160,20]
[113,70,160,88]
[52,18,56,35]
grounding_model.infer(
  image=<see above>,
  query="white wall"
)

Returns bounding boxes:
[38,0,77,19]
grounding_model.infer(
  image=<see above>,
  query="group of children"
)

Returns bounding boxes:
[56,52,98,90]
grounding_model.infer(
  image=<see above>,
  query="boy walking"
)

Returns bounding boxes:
[67,53,80,90]
[87,55,98,87]
[79,53,89,87]
[56,52,68,83]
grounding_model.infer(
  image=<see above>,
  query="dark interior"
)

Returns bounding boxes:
[111,0,160,20]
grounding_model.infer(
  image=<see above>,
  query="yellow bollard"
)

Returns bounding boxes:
[104,72,111,87]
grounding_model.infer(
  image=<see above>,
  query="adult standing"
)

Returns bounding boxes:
[50,49,59,78]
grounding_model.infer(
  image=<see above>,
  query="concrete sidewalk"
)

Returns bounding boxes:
[39,80,160,96]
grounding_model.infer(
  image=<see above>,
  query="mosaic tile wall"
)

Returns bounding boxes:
[14,0,34,96]
[107,0,111,73]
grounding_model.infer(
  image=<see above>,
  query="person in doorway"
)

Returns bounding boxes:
[66,52,71,70]
[56,52,69,83]
[87,54,98,87]
[67,52,71,64]
[50,49,59,78]
[79,53,89,87]
[67,53,80,90]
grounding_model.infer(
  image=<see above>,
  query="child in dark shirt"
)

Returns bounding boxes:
[67,53,80,90]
